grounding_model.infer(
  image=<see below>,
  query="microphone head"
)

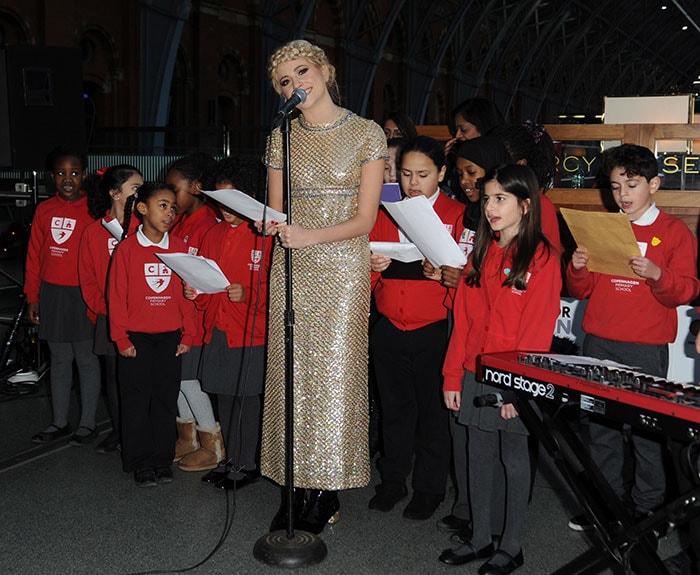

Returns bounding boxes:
[292,87,307,104]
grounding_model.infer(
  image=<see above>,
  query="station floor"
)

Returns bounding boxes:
[0,256,687,575]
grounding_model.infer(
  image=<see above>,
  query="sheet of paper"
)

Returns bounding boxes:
[101,218,123,240]
[201,188,287,224]
[370,241,423,263]
[155,252,230,294]
[381,196,467,268]
[560,208,641,279]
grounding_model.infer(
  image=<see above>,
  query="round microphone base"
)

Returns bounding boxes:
[253,529,327,568]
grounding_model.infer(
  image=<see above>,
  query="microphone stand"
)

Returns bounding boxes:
[253,113,327,568]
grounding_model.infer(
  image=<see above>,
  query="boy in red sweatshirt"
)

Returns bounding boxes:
[566,143,700,529]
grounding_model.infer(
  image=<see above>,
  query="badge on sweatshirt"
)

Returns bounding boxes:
[51,217,76,244]
[144,263,171,293]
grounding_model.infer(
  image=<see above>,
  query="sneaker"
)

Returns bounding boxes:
[568,513,593,531]
[134,468,157,487]
[7,368,39,384]
[154,466,174,485]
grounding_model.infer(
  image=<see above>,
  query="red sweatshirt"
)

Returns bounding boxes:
[566,209,699,345]
[171,203,218,254]
[443,241,562,392]
[107,230,198,352]
[193,222,271,347]
[24,192,94,302]
[170,203,218,344]
[370,192,465,330]
[78,213,140,322]
[541,192,562,253]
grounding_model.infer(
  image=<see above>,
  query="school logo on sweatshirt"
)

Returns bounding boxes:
[51,217,77,244]
[250,249,262,271]
[144,263,172,293]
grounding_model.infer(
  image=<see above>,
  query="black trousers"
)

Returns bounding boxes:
[118,331,182,472]
[371,316,450,495]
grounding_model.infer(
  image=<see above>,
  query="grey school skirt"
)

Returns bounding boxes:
[38,282,94,342]
[457,369,528,436]
[199,328,265,397]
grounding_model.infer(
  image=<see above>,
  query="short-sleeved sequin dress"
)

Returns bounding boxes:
[260,109,387,490]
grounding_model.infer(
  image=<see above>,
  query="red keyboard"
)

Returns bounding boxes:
[476,351,700,441]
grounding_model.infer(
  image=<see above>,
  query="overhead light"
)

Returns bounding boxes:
[683,25,689,30]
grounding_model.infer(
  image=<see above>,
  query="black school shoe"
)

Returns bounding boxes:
[478,550,524,575]
[402,491,444,521]
[438,514,472,532]
[368,482,408,512]
[31,424,71,443]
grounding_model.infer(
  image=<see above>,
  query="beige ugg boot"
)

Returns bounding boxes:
[177,423,226,471]
[173,418,199,462]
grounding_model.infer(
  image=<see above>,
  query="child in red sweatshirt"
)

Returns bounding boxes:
[25,147,101,445]
[79,164,143,452]
[566,143,700,530]
[108,182,197,487]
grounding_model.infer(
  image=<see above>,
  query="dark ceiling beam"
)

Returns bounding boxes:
[344,0,406,115]
[504,2,574,116]
[474,1,536,90]
[407,1,475,122]
[260,0,317,126]
[451,0,501,99]
[531,0,614,118]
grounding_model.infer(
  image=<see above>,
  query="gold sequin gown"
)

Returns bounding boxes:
[260,109,387,490]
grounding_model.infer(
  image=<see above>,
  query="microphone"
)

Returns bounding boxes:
[274,88,307,122]
[473,390,518,407]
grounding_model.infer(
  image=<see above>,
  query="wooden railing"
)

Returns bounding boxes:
[417,123,700,237]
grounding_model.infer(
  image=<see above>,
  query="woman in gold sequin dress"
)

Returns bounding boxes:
[260,40,387,534]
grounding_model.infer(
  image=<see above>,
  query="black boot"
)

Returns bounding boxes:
[269,486,306,532]
[296,490,340,534]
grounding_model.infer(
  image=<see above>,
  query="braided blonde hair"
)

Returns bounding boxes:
[268,39,340,103]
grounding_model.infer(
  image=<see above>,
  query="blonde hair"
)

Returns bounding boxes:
[268,39,340,103]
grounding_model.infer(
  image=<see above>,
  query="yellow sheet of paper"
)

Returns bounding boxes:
[560,208,641,279]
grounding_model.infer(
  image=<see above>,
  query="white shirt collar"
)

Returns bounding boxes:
[136,225,170,248]
[627,202,659,226]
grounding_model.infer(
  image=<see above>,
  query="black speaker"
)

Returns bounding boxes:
[0,46,85,170]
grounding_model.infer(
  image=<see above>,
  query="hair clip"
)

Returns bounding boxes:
[523,120,545,144]
[96,166,109,178]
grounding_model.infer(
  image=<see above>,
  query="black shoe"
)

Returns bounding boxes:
[134,468,157,488]
[96,431,120,453]
[154,466,174,484]
[296,490,340,534]
[368,482,408,512]
[269,487,306,532]
[70,426,98,445]
[201,461,231,484]
[403,491,444,521]
[439,542,495,566]
[478,550,524,575]
[215,469,259,491]
[437,514,471,533]
[32,424,71,444]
